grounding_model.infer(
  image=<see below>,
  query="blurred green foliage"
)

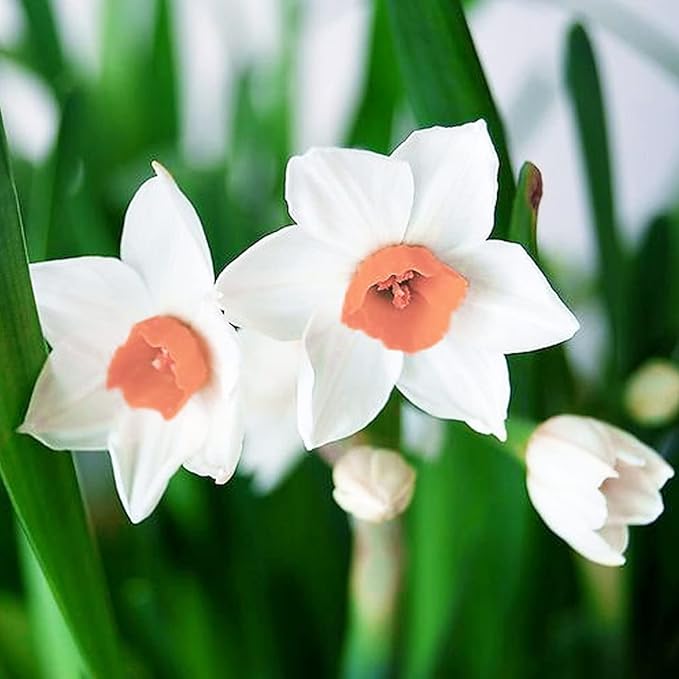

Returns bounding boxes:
[0,0,677,677]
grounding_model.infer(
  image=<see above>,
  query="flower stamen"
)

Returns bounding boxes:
[375,270,415,309]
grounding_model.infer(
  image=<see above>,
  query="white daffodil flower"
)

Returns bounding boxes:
[217,121,579,448]
[20,162,243,523]
[526,415,674,566]
[237,328,303,492]
[332,446,416,523]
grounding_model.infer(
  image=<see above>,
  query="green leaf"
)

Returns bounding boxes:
[148,0,179,144]
[348,0,403,153]
[386,0,515,236]
[0,592,36,678]
[402,423,528,678]
[18,528,82,679]
[17,0,66,93]
[555,0,679,84]
[25,92,117,260]
[628,213,679,367]
[565,23,626,381]
[0,110,121,678]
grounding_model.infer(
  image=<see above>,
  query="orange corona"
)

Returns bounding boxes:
[107,316,209,419]
[341,245,468,353]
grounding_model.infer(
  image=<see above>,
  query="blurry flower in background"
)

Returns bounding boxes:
[171,0,283,166]
[0,0,22,46]
[237,328,304,492]
[171,0,369,166]
[218,121,578,448]
[50,0,102,76]
[0,0,57,163]
[20,163,243,523]
[332,446,416,523]
[526,415,674,566]
[624,359,679,428]
[293,0,370,151]
[0,61,58,163]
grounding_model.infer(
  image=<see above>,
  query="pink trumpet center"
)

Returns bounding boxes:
[107,315,210,419]
[341,244,468,353]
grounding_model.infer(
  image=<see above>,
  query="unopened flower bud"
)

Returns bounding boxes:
[526,415,673,566]
[332,446,416,523]
[624,359,679,427]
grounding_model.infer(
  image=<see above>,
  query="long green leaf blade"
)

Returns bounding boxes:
[18,527,83,679]
[403,423,528,677]
[348,0,402,153]
[565,23,626,381]
[17,0,66,91]
[0,110,121,678]
[387,0,515,235]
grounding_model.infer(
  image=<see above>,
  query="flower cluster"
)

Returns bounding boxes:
[19,122,673,565]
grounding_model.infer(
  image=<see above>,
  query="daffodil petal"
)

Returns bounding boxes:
[298,304,403,449]
[183,393,242,484]
[121,167,214,315]
[603,461,665,526]
[393,121,498,253]
[285,147,414,258]
[238,329,303,492]
[240,411,302,492]
[527,478,626,566]
[397,336,509,440]
[108,402,208,524]
[217,225,352,340]
[184,306,243,484]
[606,425,674,488]
[449,240,579,354]
[30,256,152,351]
[19,339,121,451]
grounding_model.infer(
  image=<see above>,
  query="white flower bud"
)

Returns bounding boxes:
[624,359,679,427]
[332,446,416,523]
[526,415,673,566]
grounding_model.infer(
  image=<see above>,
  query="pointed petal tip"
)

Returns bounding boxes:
[658,457,675,484]
[597,552,626,568]
[565,310,581,339]
[213,466,236,485]
[151,160,173,181]
[494,424,508,443]
[126,507,150,525]
[16,421,31,436]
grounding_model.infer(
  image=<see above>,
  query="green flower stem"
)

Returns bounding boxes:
[575,556,626,676]
[342,519,403,679]
[576,557,626,629]
[341,392,404,677]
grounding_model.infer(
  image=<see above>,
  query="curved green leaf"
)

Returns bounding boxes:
[565,23,626,381]
[0,110,122,678]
